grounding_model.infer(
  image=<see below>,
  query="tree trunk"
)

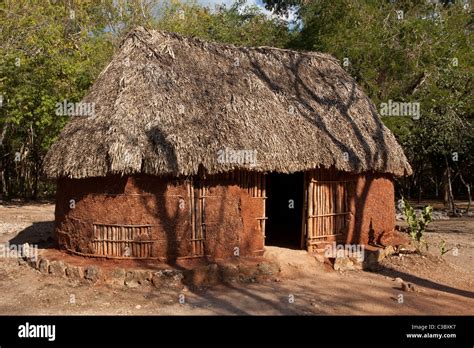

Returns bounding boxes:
[0,169,7,198]
[0,125,9,199]
[444,156,456,216]
[417,165,423,203]
[443,168,449,206]
[458,171,471,214]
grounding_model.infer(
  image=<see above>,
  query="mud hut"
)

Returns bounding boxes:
[44,27,412,262]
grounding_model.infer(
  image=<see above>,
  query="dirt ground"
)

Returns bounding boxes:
[0,202,472,315]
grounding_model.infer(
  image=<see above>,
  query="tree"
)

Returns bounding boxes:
[0,0,293,199]
[265,0,473,210]
[0,0,113,198]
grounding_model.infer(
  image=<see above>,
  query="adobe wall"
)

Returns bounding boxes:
[55,174,264,262]
[344,173,395,245]
[55,171,394,261]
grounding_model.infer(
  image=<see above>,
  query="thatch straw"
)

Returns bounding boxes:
[44,27,412,179]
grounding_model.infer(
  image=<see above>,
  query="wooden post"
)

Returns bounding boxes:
[308,171,314,248]
[93,224,97,254]
[315,170,319,243]
[199,184,205,255]
[101,226,105,255]
[106,226,110,256]
[190,178,196,255]
[112,226,117,256]
[262,174,266,239]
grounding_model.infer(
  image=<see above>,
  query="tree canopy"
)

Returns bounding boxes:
[0,0,472,209]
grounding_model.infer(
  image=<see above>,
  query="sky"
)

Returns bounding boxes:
[197,0,267,10]
[196,0,273,16]
[196,0,298,23]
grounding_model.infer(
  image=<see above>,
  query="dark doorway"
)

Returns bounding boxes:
[265,172,304,249]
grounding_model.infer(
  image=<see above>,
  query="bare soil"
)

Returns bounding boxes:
[0,202,472,315]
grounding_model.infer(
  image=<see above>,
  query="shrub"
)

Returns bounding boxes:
[402,198,432,254]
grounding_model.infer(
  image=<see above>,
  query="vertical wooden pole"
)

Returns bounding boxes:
[258,173,262,197]
[113,226,116,256]
[190,178,196,255]
[308,171,314,249]
[315,169,319,242]
[120,226,123,256]
[93,224,97,254]
[262,174,266,241]
[106,226,109,256]
[101,226,104,255]
[200,184,206,256]
[329,172,333,235]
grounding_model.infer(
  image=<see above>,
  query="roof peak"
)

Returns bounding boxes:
[124,26,337,61]
[44,26,412,179]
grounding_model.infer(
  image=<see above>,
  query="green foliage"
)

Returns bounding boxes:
[154,1,292,47]
[1,0,472,202]
[0,0,114,198]
[438,239,452,256]
[0,0,293,199]
[265,0,473,201]
[403,198,432,254]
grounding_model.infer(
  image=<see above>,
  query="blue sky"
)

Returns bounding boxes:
[197,0,267,10]
[196,0,273,16]
[195,0,297,23]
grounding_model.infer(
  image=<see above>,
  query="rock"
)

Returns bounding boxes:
[384,245,395,257]
[397,242,417,254]
[257,262,280,278]
[348,256,364,270]
[106,268,125,286]
[363,252,383,271]
[135,305,142,309]
[237,264,257,283]
[84,266,100,282]
[49,260,66,276]
[394,277,403,283]
[333,256,355,271]
[38,257,49,274]
[220,263,239,283]
[135,270,152,285]
[66,265,84,279]
[18,258,27,266]
[376,249,386,262]
[401,281,416,292]
[152,269,184,289]
[124,271,140,288]
[27,255,39,269]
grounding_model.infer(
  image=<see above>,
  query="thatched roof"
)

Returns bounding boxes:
[44,27,412,179]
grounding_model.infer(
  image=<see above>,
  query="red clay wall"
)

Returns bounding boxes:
[55,174,264,262]
[55,171,394,261]
[344,173,395,245]
[203,177,264,259]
